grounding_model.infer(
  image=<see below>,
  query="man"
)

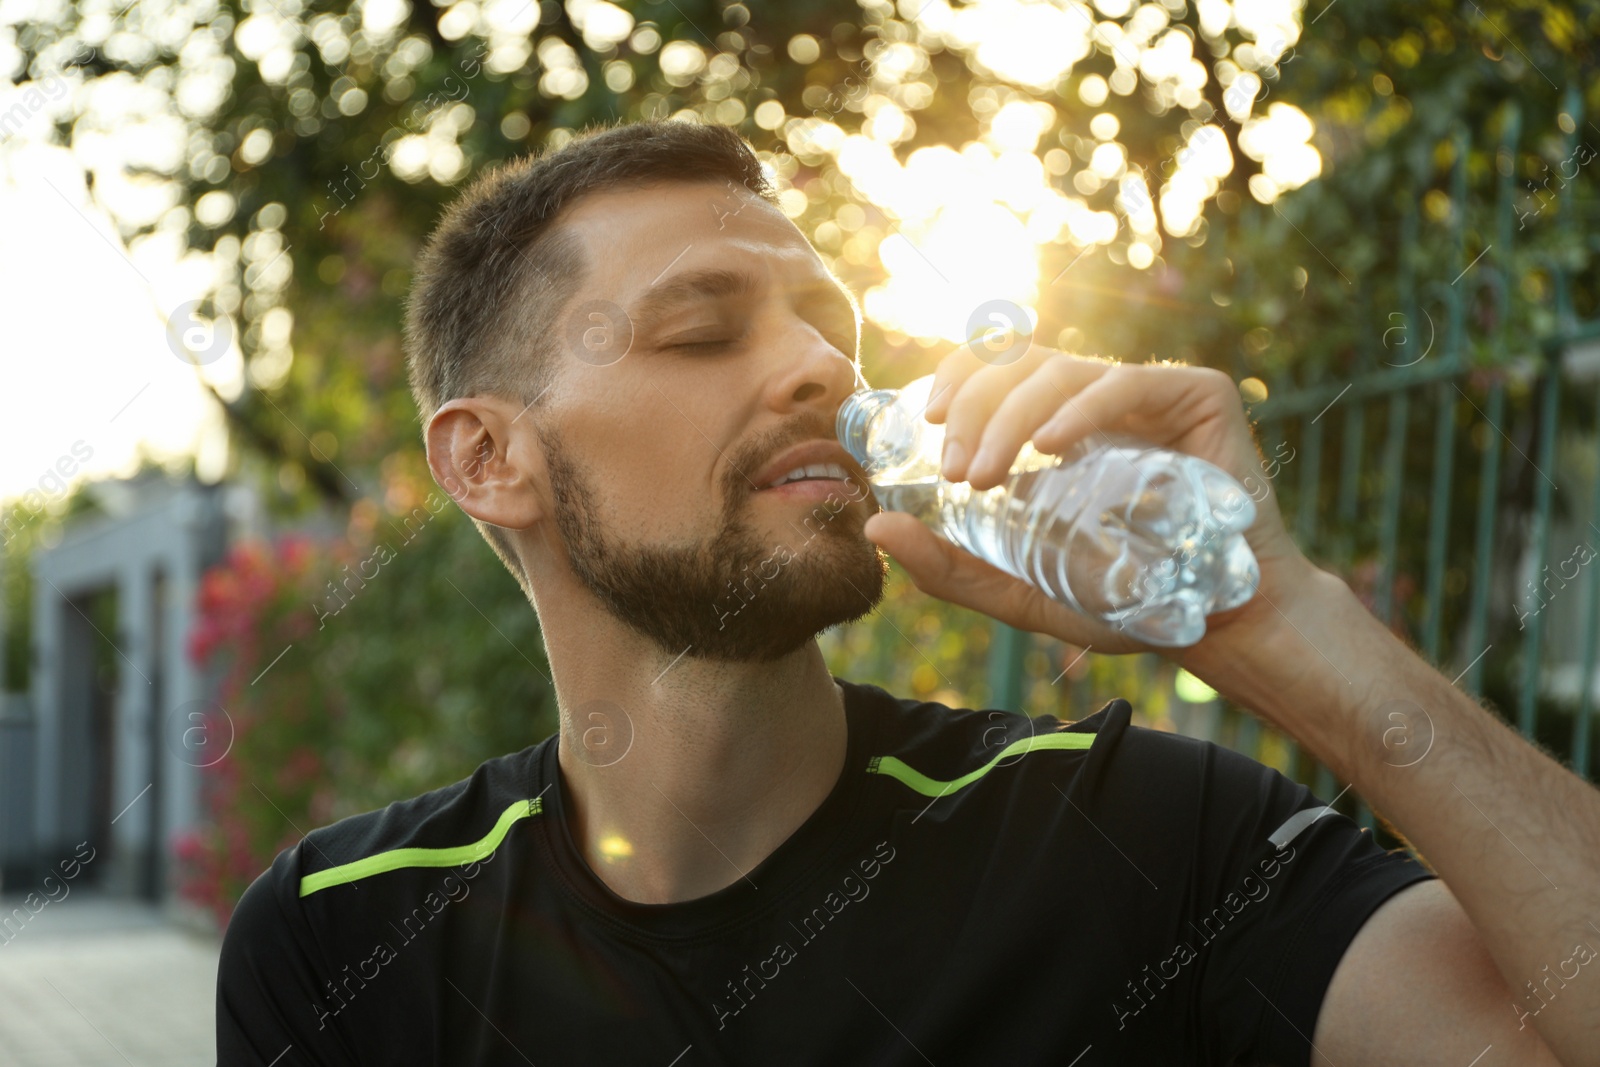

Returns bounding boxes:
[217,120,1599,1066]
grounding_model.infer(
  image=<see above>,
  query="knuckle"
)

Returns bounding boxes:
[931,551,964,594]
[941,391,974,431]
[1044,351,1077,377]
[933,349,968,379]
[945,379,994,425]
[939,346,985,378]
[1003,582,1044,629]
[1045,352,1097,388]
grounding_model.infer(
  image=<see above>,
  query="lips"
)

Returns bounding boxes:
[749,440,866,493]
[764,461,855,488]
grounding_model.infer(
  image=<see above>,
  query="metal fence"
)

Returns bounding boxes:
[987,87,1600,822]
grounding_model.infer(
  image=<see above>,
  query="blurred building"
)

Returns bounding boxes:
[0,475,262,905]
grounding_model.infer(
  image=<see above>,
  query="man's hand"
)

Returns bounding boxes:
[863,343,1600,1066]
[861,345,1317,668]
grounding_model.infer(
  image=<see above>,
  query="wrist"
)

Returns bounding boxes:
[1175,563,1376,745]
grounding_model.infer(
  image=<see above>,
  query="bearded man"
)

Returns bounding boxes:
[217,120,1597,1067]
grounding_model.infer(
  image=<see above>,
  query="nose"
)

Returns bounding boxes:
[762,320,861,418]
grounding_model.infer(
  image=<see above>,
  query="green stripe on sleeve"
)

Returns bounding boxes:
[867,732,1095,798]
[298,798,542,898]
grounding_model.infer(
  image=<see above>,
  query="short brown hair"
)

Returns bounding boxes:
[403,119,779,588]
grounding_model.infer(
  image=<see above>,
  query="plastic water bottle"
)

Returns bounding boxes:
[836,373,1260,647]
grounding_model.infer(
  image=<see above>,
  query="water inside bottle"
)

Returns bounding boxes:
[839,375,1259,645]
[874,449,1259,645]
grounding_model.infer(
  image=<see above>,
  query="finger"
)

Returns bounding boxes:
[1031,362,1232,455]
[864,512,1038,622]
[863,514,1147,653]
[922,347,987,425]
[923,337,1058,426]
[865,512,1087,641]
[937,345,1062,482]
[965,355,1116,490]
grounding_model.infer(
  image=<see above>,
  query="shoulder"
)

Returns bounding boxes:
[218,741,549,1055]
[218,743,548,1057]
[229,738,545,925]
[840,678,1160,804]
[839,677,1318,823]
[295,740,546,898]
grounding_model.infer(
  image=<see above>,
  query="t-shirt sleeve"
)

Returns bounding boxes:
[216,843,360,1067]
[1163,734,1432,1067]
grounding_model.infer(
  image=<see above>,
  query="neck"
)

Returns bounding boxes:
[543,612,849,905]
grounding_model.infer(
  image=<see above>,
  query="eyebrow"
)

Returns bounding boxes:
[628,268,758,332]
[627,266,860,348]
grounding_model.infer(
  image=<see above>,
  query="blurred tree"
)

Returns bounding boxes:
[5,0,1589,492]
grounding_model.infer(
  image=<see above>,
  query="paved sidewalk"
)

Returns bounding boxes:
[0,893,218,1067]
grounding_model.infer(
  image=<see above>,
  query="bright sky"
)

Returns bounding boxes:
[0,140,226,508]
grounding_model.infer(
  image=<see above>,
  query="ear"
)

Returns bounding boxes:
[425,397,545,532]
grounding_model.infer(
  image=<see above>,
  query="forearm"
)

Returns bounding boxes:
[1192,567,1600,1065]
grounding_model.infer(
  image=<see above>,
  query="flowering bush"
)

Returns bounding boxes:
[179,506,555,926]
[178,537,341,926]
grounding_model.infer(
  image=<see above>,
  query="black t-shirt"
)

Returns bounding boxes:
[217,679,1432,1066]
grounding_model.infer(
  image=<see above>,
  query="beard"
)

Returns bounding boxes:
[539,420,888,662]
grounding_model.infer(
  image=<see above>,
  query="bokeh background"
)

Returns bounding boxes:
[1,1,1597,1062]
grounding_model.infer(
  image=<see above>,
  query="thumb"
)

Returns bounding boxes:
[863,511,1042,626]
[863,512,960,587]
[863,511,1137,652]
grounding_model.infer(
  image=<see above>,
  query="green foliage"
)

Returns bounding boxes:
[308,495,554,816]
[11,0,1595,455]
[1,505,45,693]
[1093,1,1600,387]
[180,496,552,922]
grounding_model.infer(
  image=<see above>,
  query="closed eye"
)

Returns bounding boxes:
[671,339,737,351]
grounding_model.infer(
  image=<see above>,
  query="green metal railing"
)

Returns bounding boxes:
[989,86,1600,804]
